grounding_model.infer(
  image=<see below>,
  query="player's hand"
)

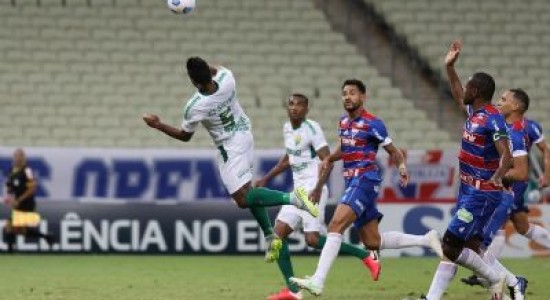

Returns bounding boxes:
[488,175,503,188]
[253,178,268,187]
[3,195,14,206]
[399,168,409,187]
[539,175,549,188]
[143,113,161,129]
[445,40,462,67]
[309,188,322,204]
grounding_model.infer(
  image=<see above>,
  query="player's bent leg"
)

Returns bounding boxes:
[270,220,302,297]
[3,225,16,253]
[291,204,357,296]
[358,219,382,280]
[513,212,550,249]
[327,204,357,233]
[443,231,504,299]
[425,260,458,300]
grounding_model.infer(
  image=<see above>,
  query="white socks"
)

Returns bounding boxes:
[380,231,429,249]
[524,224,550,248]
[487,229,506,257]
[312,232,342,286]
[426,261,457,300]
[456,248,500,284]
[482,250,517,287]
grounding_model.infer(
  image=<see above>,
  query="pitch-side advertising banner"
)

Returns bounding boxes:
[0,147,462,203]
[0,202,548,257]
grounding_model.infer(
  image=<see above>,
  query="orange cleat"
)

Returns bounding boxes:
[267,288,302,300]
[362,252,381,281]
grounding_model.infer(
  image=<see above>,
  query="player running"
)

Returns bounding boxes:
[460,89,549,299]
[421,40,512,300]
[142,57,318,262]
[289,79,446,296]
[255,93,380,300]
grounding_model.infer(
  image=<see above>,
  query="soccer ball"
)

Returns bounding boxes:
[167,0,195,14]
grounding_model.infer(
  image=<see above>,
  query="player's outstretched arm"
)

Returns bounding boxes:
[383,143,409,187]
[445,40,467,114]
[536,140,550,187]
[311,146,332,203]
[254,154,290,187]
[327,141,343,163]
[143,113,194,142]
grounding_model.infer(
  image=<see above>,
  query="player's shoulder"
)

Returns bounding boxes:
[215,66,233,82]
[283,121,292,132]
[183,93,205,118]
[526,118,542,130]
[304,119,323,135]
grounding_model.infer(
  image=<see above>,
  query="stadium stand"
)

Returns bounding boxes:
[366,0,550,131]
[0,0,454,149]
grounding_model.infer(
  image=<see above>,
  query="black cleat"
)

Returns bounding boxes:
[460,274,484,287]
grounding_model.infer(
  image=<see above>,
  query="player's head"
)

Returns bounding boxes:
[186,57,212,90]
[13,148,26,168]
[464,72,495,105]
[341,79,366,113]
[287,93,309,123]
[496,88,530,117]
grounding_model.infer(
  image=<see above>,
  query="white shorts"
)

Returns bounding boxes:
[276,186,328,233]
[217,133,254,194]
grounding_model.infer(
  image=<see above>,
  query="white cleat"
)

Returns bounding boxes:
[289,276,323,296]
[425,230,444,259]
[489,277,505,300]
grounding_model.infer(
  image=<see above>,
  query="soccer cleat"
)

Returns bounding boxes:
[266,288,303,300]
[425,230,444,259]
[460,274,484,287]
[289,276,323,296]
[362,251,381,281]
[508,276,528,300]
[292,187,319,218]
[489,277,505,300]
[265,234,283,263]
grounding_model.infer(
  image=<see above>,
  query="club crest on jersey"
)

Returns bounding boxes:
[294,135,301,146]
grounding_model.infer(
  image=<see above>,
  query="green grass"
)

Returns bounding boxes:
[0,255,549,299]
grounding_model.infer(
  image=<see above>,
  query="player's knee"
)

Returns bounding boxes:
[364,240,380,251]
[442,230,464,262]
[515,222,530,235]
[305,233,319,247]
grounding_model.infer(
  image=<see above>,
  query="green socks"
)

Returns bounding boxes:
[316,235,369,260]
[249,206,273,236]
[245,187,291,207]
[276,240,300,293]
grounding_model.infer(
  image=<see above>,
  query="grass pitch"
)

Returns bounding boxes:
[0,255,549,300]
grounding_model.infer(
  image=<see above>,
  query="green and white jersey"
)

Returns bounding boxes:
[181,67,252,148]
[283,119,328,189]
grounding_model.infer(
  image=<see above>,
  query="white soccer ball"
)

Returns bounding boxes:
[167,0,195,15]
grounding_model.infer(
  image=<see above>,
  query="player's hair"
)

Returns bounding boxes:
[510,88,530,112]
[186,57,212,85]
[290,93,309,106]
[470,72,495,102]
[342,79,366,94]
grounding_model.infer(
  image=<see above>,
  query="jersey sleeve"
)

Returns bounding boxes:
[509,129,528,157]
[528,120,545,144]
[489,114,508,142]
[309,121,329,151]
[24,167,34,180]
[181,98,203,133]
[371,118,392,147]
